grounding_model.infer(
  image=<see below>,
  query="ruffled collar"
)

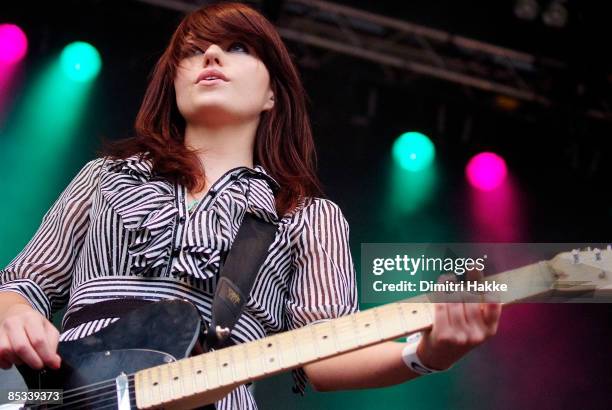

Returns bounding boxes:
[99,152,281,281]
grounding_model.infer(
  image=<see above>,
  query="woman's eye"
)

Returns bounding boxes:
[227,42,249,53]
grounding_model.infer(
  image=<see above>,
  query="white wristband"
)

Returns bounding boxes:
[401,332,443,375]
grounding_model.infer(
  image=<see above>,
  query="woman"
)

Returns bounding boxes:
[0,2,502,409]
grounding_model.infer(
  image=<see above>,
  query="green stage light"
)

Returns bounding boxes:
[392,131,435,172]
[60,41,101,82]
[0,56,95,262]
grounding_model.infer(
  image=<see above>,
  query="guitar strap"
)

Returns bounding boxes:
[204,211,279,350]
[195,211,278,410]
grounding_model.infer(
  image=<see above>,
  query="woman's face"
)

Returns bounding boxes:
[174,38,275,126]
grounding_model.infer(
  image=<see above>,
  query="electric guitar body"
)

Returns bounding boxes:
[16,299,211,409]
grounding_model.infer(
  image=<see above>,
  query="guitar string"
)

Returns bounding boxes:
[30,371,203,410]
[53,376,131,403]
[32,347,211,401]
[26,376,134,410]
[43,389,138,410]
[31,345,223,406]
[43,394,137,410]
[45,380,195,410]
[68,397,138,410]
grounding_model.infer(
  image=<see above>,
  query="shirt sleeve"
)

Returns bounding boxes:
[285,198,359,394]
[0,158,105,320]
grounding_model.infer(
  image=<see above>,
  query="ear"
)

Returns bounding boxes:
[262,90,275,111]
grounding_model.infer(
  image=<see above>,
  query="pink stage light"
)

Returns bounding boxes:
[466,152,507,191]
[0,24,28,64]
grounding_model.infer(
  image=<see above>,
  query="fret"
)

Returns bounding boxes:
[354,309,381,345]
[276,331,299,368]
[397,302,432,334]
[371,307,385,340]
[311,321,338,357]
[149,366,162,407]
[167,361,183,400]
[351,313,363,347]
[215,347,235,386]
[394,302,409,333]
[332,314,360,351]
[135,369,151,409]
[158,363,172,404]
[293,325,319,363]
[200,352,220,390]
[190,354,208,393]
[375,304,406,339]
[244,339,265,377]
[261,336,282,374]
[178,358,195,398]
[228,344,249,382]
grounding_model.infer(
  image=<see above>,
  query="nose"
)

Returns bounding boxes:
[202,44,223,67]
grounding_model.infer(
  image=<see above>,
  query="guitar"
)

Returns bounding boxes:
[11,247,612,409]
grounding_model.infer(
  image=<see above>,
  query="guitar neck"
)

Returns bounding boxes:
[134,260,556,409]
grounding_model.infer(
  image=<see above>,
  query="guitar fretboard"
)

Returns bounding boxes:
[135,301,434,409]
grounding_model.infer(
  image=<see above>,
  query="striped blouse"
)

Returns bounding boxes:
[0,153,359,409]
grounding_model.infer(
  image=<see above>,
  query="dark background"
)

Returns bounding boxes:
[1,1,611,409]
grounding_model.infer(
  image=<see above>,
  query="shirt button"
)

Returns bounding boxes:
[179,216,186,223]
[172,248,180,257]
[209,189,217,197]
[230,174,238,181]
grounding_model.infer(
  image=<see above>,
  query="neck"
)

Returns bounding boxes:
[184,118,259,192]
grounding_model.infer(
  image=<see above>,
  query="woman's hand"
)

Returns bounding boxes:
[0,304,61,370]
[416,302,503,371]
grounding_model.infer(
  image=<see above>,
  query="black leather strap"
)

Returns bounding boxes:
[205,211,278,349]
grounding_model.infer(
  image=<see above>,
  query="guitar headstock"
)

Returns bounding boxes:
[548,246,612,296]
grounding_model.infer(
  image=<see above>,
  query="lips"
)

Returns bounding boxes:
[196,68,229,83]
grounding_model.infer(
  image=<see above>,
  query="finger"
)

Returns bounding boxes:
[447,303,467,329]
[463,303,486,330]
[433,303,451,331]
[24,319,57,369]
[0,332,17,367]
[481,303,503,333]
[7,324,44,369]
[466,268,484,282]
[463,302,487,342]
[0,330,23,366]
[42,320,61,368]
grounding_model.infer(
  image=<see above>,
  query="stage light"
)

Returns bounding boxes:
[60,41,101,82]
[466,152,507,191]
[514,0,539,21]
[0,24,28,64]
[542,0,568,28]
[392,132,436,172]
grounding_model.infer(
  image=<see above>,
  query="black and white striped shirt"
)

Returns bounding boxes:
[0,153,359,409]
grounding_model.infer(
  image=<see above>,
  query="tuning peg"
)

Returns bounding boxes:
[572,249,579,264]
[595,248,602,261]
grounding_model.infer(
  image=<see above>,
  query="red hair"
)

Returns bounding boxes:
[101,2,323,216]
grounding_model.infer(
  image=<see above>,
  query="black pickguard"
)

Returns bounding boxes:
[15,299,212,409]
